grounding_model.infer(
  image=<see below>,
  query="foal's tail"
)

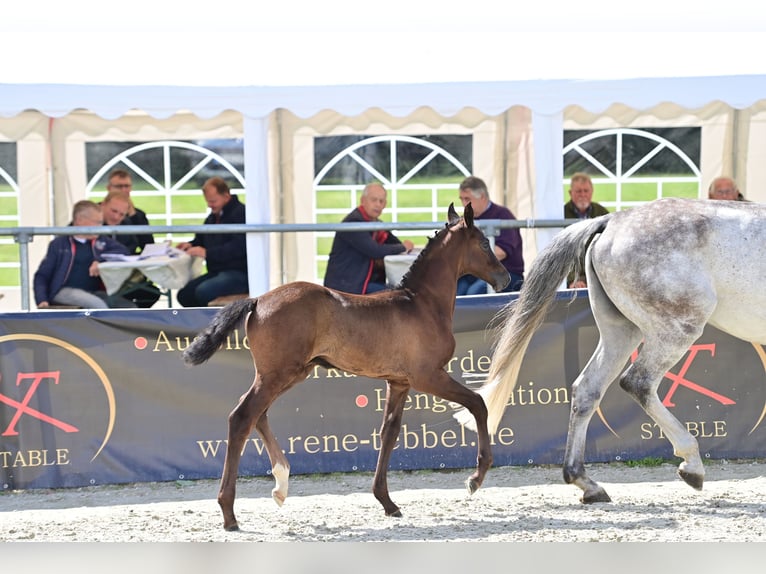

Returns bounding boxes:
[183,298,256,366]
[454,214,613,434]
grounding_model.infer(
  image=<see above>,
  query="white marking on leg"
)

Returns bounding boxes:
[271,462,290,507]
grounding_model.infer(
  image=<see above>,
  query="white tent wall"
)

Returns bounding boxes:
[1,112,53,311]
[280,107,532,286]
[242,115,273,296]
[530,110,564,257]
[740,102,766,202]
[563,100,766,205]
[0,110,252,310]
[0,112,51,238]
[48,110,246,226]
[2,76,766,311]
[504,106,538,263]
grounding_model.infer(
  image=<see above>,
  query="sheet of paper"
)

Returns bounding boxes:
[139,243,170,258]
[100,253,142,262]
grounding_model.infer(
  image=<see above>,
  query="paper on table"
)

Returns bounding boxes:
[101,253,142,262]
[139,243,171,258]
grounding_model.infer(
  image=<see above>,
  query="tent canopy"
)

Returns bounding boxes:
[2,75,766,120]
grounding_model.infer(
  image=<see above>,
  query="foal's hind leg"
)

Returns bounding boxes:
[218,383,265,531]
[254,412,291,507]
[218,410,290,530]
[414,370,492,496]
[218,375,292,531]
[372,381,410,517]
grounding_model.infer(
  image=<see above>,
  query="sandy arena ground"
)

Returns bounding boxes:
[2,459,765,543]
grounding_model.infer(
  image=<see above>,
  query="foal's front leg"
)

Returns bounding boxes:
[416,370,492,494]
[372,381,410,517]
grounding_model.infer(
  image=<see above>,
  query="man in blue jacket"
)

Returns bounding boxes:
[176,177,249,307]
[34,200,136,309]
[324,183,414,294]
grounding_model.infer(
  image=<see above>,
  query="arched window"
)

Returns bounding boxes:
[313,134,471,281]
[0,143,20,287]
[86,139,245,245]
[563,128,701,211]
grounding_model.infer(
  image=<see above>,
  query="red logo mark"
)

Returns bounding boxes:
[632,343,735,408]
[0,371,79,436]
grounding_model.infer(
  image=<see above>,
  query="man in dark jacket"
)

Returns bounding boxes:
[107,169,154,250]
[176,177,249,306]
[323,183,414,294]
[34,200,136,309]
[563,172,609,288]
[100,190,162,308]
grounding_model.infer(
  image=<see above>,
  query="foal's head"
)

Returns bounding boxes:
[400,203,510,293]
[447,202,510,292]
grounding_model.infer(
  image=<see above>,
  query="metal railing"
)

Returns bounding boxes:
[1,218,576,311]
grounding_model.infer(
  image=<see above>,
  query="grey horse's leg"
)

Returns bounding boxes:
[618,329,709,491]
[563,332,641,502]
[562,264,642,503]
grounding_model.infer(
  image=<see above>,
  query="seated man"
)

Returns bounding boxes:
[106,168,154,250]
[101,190,142,254]
[708,176,747,201]
[176,177,249,307]
[563,172,609,288]
[456,176,524,295]
[100,190,162,308]
[34,200,137,309]
[324,182,414,294]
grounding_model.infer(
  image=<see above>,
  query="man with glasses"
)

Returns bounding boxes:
[107,169,154,249]
[708,176,747,201]
[33,200,136,309]
[101,190,140,253]
[100,190,163,308]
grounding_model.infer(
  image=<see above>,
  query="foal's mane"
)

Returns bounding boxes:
[397,220,455,289]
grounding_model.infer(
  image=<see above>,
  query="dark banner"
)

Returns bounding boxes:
[1,292,765,490]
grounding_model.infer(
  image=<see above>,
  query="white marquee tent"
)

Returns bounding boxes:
[2,1,766,310]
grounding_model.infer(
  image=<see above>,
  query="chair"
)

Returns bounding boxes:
[208,293,250,306]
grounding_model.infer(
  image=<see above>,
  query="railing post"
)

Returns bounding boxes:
[483,223,499,294]
[15,230,33,311]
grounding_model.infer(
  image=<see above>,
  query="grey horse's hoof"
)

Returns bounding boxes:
[581,488,612,504]
[678,469,704,491]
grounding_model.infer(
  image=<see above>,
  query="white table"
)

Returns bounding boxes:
[384,252,419,287]
[98,253,204,296]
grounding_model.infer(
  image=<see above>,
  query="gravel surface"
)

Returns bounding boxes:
[2,459,765,542]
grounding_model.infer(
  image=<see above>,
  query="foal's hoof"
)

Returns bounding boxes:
[386,508,402,518]
[678,470,704,491]
[581,488,611,504]
[465,477,480,495]
[223,522,240,532]
[272,489,286,507]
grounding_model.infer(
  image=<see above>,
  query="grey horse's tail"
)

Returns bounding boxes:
[454,214,612,434]
[183,298,257,366]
